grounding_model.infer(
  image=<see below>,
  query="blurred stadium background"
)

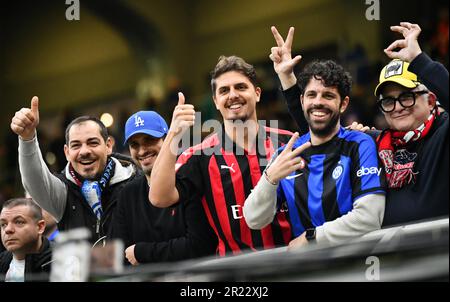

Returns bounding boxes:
[0,0,448,202]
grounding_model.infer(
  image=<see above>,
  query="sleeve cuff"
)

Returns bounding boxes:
[282,84,301,100]
[409,52,431,73]
[19,135,39,156]
[314,226,326,244]
[134,242,152,264]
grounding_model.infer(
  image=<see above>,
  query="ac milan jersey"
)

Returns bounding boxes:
[175,125,293,256]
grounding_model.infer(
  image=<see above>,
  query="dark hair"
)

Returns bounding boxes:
[65,116,109,145]
[210,55,258,95]
[1,198,43,222]
[298,60,352,100]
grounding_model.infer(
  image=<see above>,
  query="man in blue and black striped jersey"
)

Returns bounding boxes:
[244,30,386,248]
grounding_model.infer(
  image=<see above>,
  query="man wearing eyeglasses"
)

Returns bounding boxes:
[373,22,448,226]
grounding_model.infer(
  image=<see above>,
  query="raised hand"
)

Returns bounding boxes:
[10,96,40,141]
[384,22,422,62]
[265,132,311,184]
[269,26,302,90]
[168,92,196,136]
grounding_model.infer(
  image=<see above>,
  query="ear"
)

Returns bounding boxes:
[64,144,70,161]
[340,96,350,113]
[255,87,262,103]
[300,95,305,110]
[106,136,113,155]
[37,219,46,235]
[426,91,437,110]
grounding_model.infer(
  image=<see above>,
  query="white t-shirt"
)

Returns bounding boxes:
[5,256,25,282]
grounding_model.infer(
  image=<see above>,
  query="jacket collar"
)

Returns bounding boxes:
[64,157,135,186]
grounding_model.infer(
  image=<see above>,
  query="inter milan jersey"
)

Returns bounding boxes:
[175,125,293,256]
[277,127,386,237]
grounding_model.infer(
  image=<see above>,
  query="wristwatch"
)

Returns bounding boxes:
[305,228,316,242]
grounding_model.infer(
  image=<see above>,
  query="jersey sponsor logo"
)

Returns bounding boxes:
[231,205,243,220]
[357,166,382,177]
[332,162,344,180]
[231,202,288,221]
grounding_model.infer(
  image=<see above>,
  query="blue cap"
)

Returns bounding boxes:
[124,111,168,145]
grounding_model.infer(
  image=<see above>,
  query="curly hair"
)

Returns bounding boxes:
[298,60,352,100]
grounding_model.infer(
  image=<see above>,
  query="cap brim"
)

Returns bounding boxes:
[374,78,418,96]
[124,129,166,145]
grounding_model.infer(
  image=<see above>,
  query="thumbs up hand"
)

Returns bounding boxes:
[11,96,40,141]
[168,92,196,136]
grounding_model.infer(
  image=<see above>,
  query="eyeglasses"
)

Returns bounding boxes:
[377,91,428,113]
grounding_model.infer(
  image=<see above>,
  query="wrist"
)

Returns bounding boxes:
[305,228,316,242]
[19,133,36,142]
[279,73,297,91]
[264,170,278,186]
[410,49,422,63]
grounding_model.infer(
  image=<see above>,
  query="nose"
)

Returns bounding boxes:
[79,143,92,156]
[229,88,239,100]
[312,93,326,106]
[4,223,14,234]
[136,145,147,156]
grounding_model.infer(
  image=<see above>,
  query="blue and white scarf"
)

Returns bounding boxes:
[69,158,116,220]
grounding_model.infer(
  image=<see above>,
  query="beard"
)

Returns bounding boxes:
[304,106,340,138]
[142,166,152,177]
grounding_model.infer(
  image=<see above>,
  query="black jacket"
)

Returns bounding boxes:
[283,53,449,226]
[55,156,137,244]
[0,237,52,282]
[382,53,449,226]
[108,175,217,263]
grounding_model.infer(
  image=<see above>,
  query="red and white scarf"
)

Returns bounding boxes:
[377,110,437,189]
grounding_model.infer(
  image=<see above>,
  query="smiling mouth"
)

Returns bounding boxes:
[309,109,331,119]
[138,156,153,164]
[391,114,410,119]
[79,159,96,166]
[228,103,244,110]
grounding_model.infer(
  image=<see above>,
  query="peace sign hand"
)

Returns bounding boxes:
[265,132,310,184]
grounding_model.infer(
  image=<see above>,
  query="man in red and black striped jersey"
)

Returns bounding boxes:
[150,56,294,256]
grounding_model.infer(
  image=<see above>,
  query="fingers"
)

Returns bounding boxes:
[385,39,407,52]
[390,25,408,37]
[177,92,185,106]
[271,26,285,47]
[292,55,302,67]
[292,141,311,157]
[31,96,39,116]
[269,53,281,63]
[285,27,295,50]
[391,22,421,39]
[399,22,420,32]
[283,132,299,152]
[269,47,282,63]
[10,123,25,135]
[174,92,194,117]
[17,109,36,125]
